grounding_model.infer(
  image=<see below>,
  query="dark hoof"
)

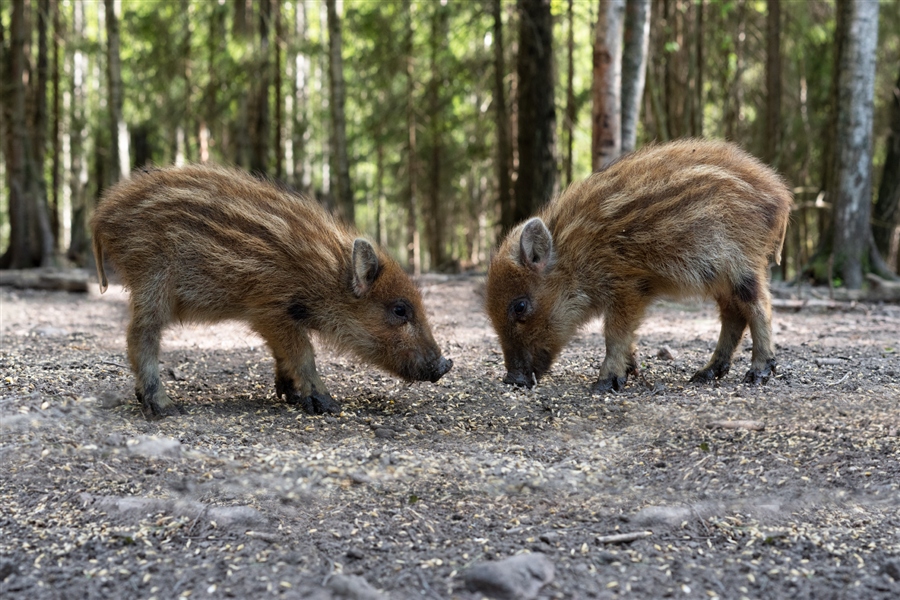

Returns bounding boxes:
[137,387,182,418]
[275,376,292,400]
[689,369,716,384]
[743,359,776,385]
[690,361,730,384]
[591,375,627,395]
[291,391,341,415]
[146,402,183,418]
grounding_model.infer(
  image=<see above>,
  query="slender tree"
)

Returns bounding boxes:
[405,1,420,274]
[249,0,271,174]
[105,0,129,182]
[562,0,575,186]
[50,0,61,243]
[621,0,650,154]
[273,0,284,179]
[873,67,900,271]
[326,0,353,225]
[832,0,879,289]
[67,0,88,262]
[592,0,625,170]
[425,2,447,271]
[514,0,556,222]
[1,0,54,268]
[764,0,781,167]
[493,0,514,234]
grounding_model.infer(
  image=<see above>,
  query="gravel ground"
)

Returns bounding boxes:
[1,274,898,599]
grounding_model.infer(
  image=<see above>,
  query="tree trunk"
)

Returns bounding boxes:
[764,0,781,167]
[493,0,514,235]
[621,0,650,154]
[50,0,61,245]
[514,0,556,222]
[405,1,420,275]
[274,0,283,179]
[563,0,575,186]
[724,0,745,141]
[292,1,311,192]
[105,0,129,183]
[873,67,900,272]
[67,0,89,263]
[426,2,447,271]
[200,0,226,164]
[694,0,703,138]
[176,0,193,166]
[249,0,271,175]
[592,0,625,170]
[326,0,353,225]
[2,0,54,269]
[832,0,879,289]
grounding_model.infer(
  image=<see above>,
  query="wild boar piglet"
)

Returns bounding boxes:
[485,139,792,393]
[92,165,452,416]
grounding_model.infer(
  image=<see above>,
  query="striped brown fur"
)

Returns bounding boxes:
[485,139,791,392]
[91,164,451,416]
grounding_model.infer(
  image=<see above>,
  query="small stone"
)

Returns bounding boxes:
[374,427,395,439]
[168,367,185,381]
[346,547,365,560]
[883,559,900,581]
[464,552,555,600]
[0,560,18,581]
[326,573,387,599]
[657,346,677,361]
[538,531,559,545]
[128,436,182,458]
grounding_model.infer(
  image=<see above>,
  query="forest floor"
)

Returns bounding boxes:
[1,273,898,600]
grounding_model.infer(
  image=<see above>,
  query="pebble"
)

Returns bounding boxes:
[326,573,387,600]
[464,552,555,600]
[374,427,395,439]
[657,346,677,360]
[128,436,182,458]
[883,559,900,581]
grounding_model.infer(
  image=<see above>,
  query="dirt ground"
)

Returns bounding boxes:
[1,273,898,600]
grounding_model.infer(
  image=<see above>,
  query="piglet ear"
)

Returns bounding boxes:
[518,218,553,273]
[352,238,380,297]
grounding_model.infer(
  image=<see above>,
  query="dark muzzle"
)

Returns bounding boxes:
[503,370,536,389]
[429,356,453,383]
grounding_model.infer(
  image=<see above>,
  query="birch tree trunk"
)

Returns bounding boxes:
[105,0,129,183]
[621,0,649,154]
[832,0,879,289]
[591,0,625,170]
[326,0,353,225]
[67,0,89,262]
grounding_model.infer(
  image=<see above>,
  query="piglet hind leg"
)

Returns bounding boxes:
[264,327,340,415]
[742,281,777,384]
[127,308,181,417]
[690,297,747,384]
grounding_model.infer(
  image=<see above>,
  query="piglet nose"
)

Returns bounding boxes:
[503,371,534,388]
[430,357,453,382]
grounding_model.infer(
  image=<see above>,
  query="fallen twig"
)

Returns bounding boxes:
[707,420,766,431]
[595,531,653,544]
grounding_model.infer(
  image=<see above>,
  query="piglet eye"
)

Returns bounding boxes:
[509,297,531,321]
[388,301,412,324]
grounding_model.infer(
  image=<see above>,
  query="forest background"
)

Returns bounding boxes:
[2,0,899,290]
